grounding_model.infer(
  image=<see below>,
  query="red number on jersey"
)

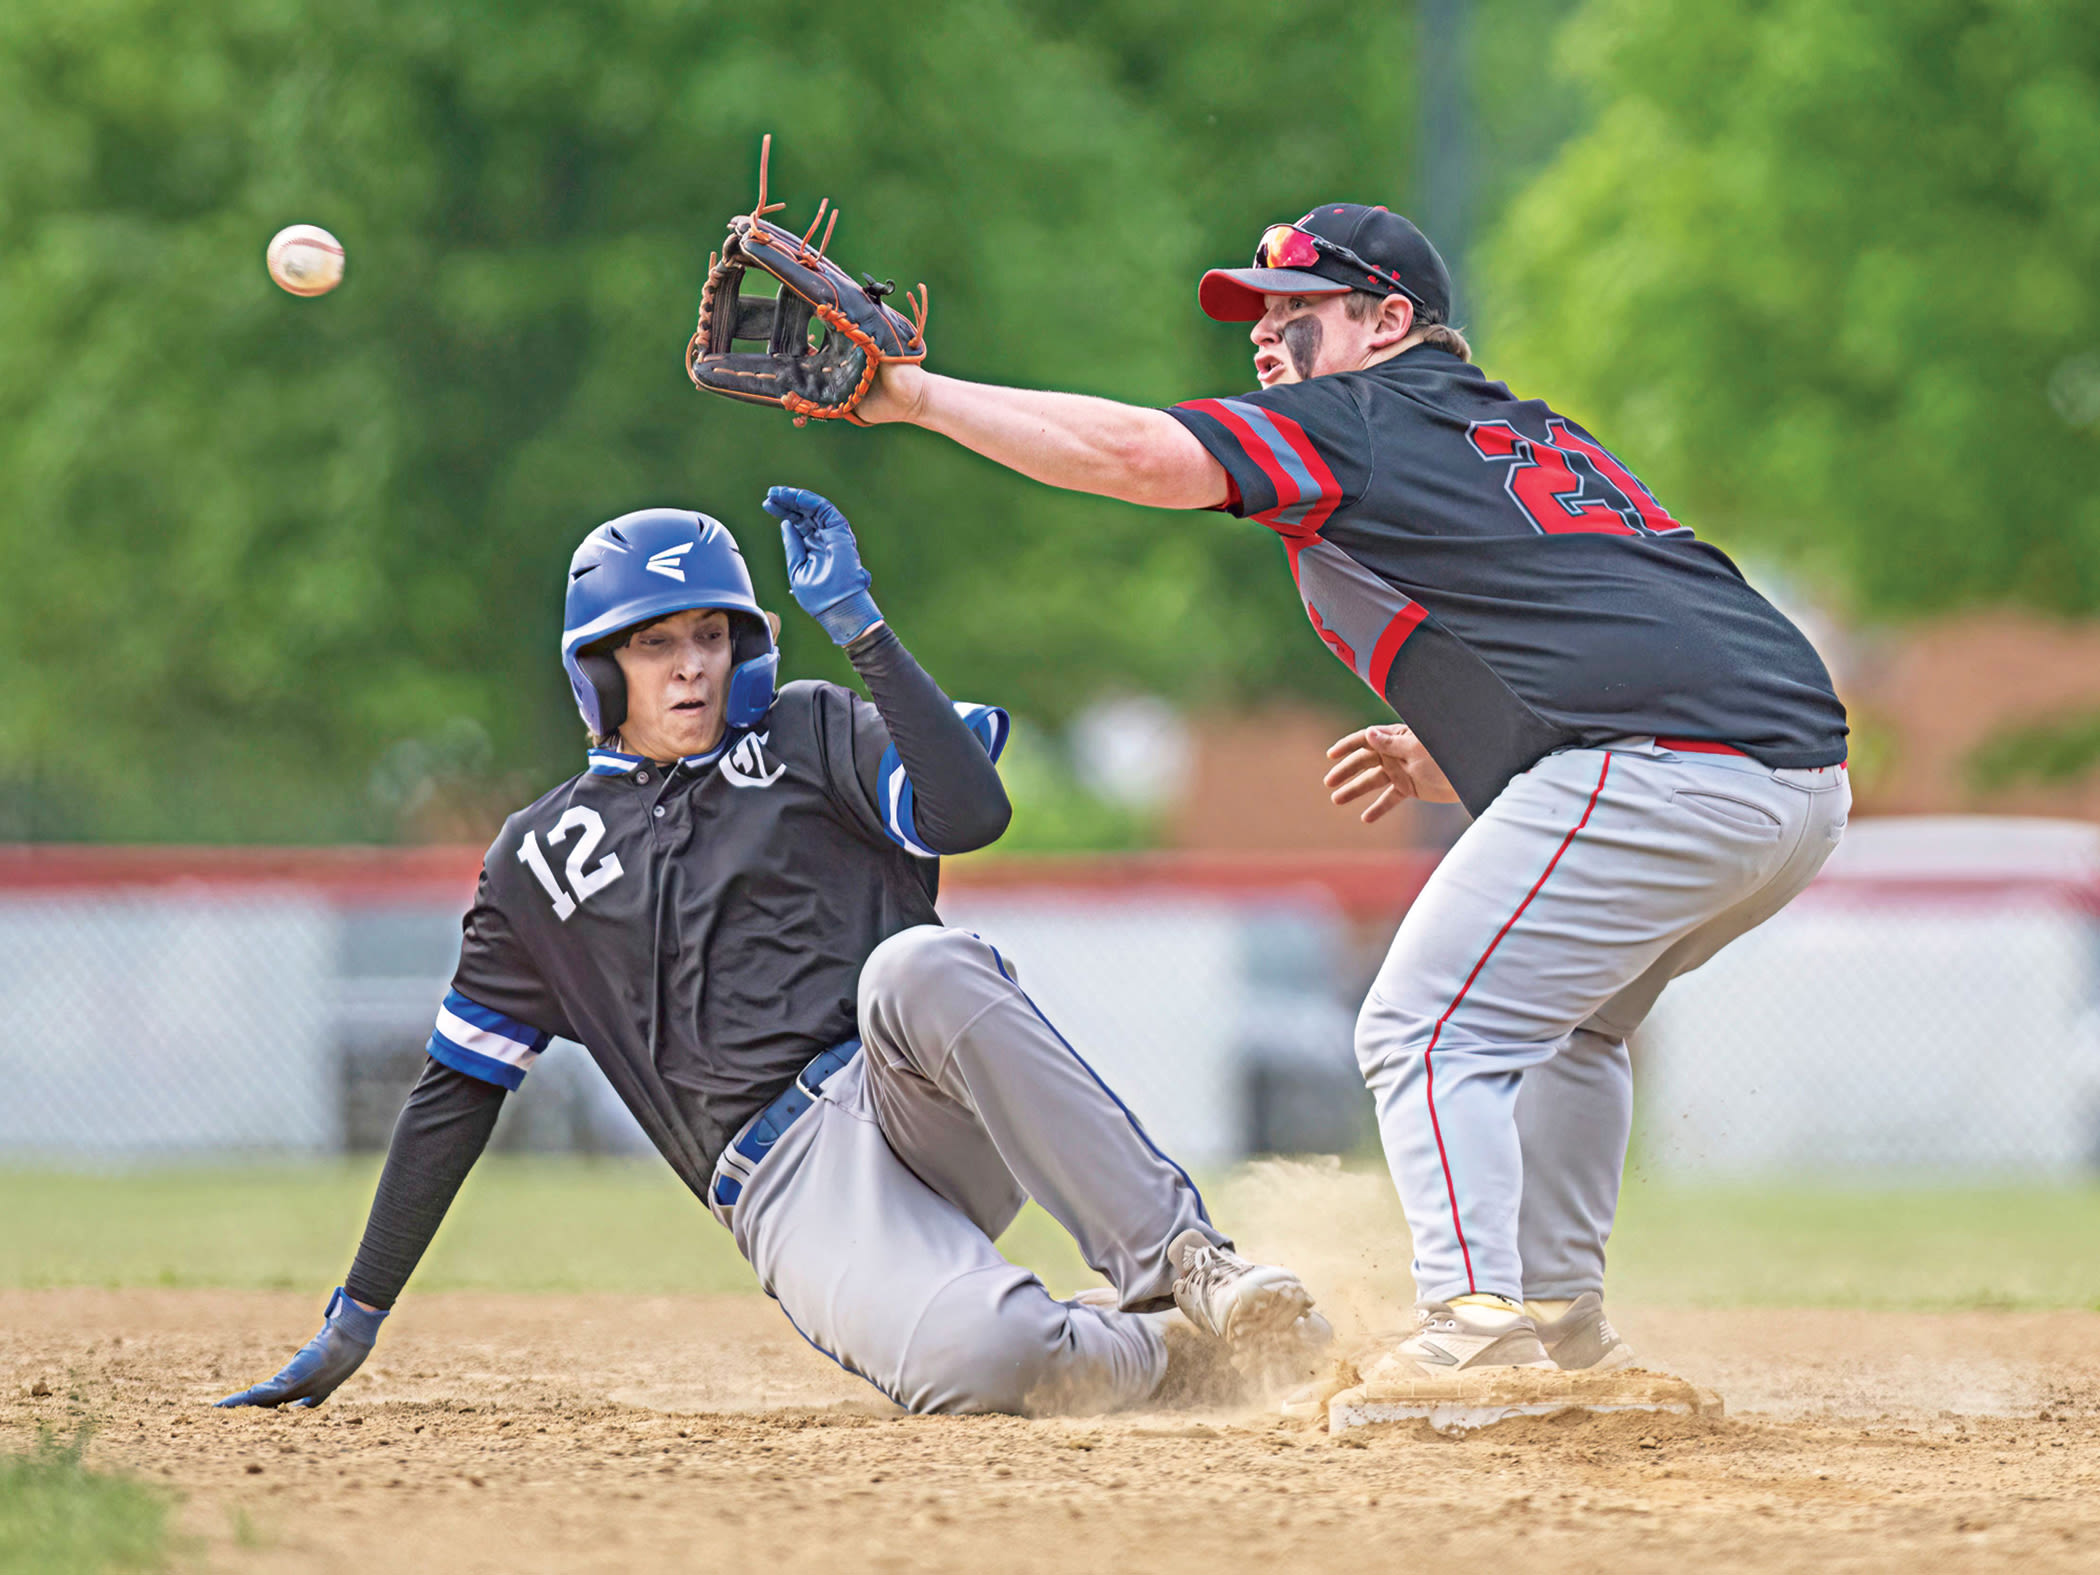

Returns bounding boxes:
[1305,601,1358,668]
[1541,421,1688,536]
[1466,419,1689,538]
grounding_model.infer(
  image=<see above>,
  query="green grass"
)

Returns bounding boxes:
[0,1431,174,1575]
[0,1159,1097,1299]
[0,1160,754,1296]
[4,1161,2099,1311]
[1607,1180,2100,1310]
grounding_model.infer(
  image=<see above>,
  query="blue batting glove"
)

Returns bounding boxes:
[215,1288,387,1409]
[763,485,883,646]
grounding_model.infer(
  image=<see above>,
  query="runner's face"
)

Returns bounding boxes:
[614,608,735,761]
[1250,294,1366,387]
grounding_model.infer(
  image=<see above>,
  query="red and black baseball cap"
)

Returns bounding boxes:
[1198,203,1453,324]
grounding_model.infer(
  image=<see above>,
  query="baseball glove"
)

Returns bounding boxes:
[686,135,928,425]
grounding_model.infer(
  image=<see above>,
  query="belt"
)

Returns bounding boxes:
[709,1039,860,1218]
[1590,737,1846,777]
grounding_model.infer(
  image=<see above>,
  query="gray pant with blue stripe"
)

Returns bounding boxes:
[1354,740,1850,1305]
[711,925,1217,1415]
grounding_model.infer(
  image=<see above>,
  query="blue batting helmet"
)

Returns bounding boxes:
[560,509,778,738]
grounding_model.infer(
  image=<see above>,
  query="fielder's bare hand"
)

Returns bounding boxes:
[851,361,929,426]
[1324,724,1459,820]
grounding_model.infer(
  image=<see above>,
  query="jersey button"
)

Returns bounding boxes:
[653,805,666,818]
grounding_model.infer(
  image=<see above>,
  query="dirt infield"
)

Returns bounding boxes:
[4,1290,2099,1573]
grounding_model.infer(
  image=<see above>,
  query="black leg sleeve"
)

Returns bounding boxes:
[342,1058,505,1309]
[845,622,1012,854]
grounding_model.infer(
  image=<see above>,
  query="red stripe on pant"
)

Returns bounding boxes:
[1422,751,1614,1294]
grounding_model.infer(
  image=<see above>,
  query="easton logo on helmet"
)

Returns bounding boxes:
[646,544,695,581]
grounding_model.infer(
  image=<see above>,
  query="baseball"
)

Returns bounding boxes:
[266,224,345,297]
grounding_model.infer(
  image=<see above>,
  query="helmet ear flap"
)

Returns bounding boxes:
[577,650,627,735]
[723,611,778,729]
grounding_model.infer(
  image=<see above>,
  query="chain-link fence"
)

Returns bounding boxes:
[0,893,338,1155]
[3,821,2096,1176]
[1638,822,2100,1178]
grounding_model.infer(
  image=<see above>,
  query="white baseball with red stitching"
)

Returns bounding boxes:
[266,224,345,297]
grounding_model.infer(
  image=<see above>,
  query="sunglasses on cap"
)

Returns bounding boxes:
[1254,223,1422,306]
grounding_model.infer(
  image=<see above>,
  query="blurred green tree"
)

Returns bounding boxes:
[1,0,1445,841]
[1482,0,2100,616]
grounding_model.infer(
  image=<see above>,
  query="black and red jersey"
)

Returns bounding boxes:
[1167,347,1847,815]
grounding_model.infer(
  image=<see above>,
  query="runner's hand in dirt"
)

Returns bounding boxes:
[1324,723,1461,820]
[215,1289,387,1409]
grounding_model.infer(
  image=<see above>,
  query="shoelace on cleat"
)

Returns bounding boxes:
[1177,1244,1256,1333]
[1180,1242,1241,1295]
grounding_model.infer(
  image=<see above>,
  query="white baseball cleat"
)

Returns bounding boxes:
[1526,1292,1637,1371]
[1072,1281,1305,1407]
[1167,1229,1329,1350]
[1378,1297,1557,1379]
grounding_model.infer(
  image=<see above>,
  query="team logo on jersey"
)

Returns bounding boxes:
[720,731,786,789]
[645,543,695,581]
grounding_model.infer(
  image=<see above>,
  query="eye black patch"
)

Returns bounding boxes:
[1281,315,1324,380]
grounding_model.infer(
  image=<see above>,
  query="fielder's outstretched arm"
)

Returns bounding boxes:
[856,366,1228,511]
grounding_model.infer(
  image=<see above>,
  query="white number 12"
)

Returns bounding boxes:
[517,806,625,921]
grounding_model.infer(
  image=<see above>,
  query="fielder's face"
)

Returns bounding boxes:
[613,607,736,761]
[1251,292,1412,387]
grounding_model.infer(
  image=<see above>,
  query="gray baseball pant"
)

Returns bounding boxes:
[714,924,1221,1415]
[1355,740,1850,1303]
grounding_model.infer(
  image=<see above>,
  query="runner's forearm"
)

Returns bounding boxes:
[847,623,1010,853]
[342,1059,505,1309]
[907,373,1228,509]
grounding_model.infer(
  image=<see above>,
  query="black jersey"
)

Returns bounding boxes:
[1167,347,1847,815]
[422,674,1008,1192]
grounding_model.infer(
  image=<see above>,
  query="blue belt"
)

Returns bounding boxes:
[710,1039,859,1213]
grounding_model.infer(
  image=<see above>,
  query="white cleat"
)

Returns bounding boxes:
[1526,1292,1638,1371]
[1167,1229,1329,1351]
[1377,1297,1557,1380]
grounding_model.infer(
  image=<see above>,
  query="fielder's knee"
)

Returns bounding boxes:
[1354,988,1423,1088]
